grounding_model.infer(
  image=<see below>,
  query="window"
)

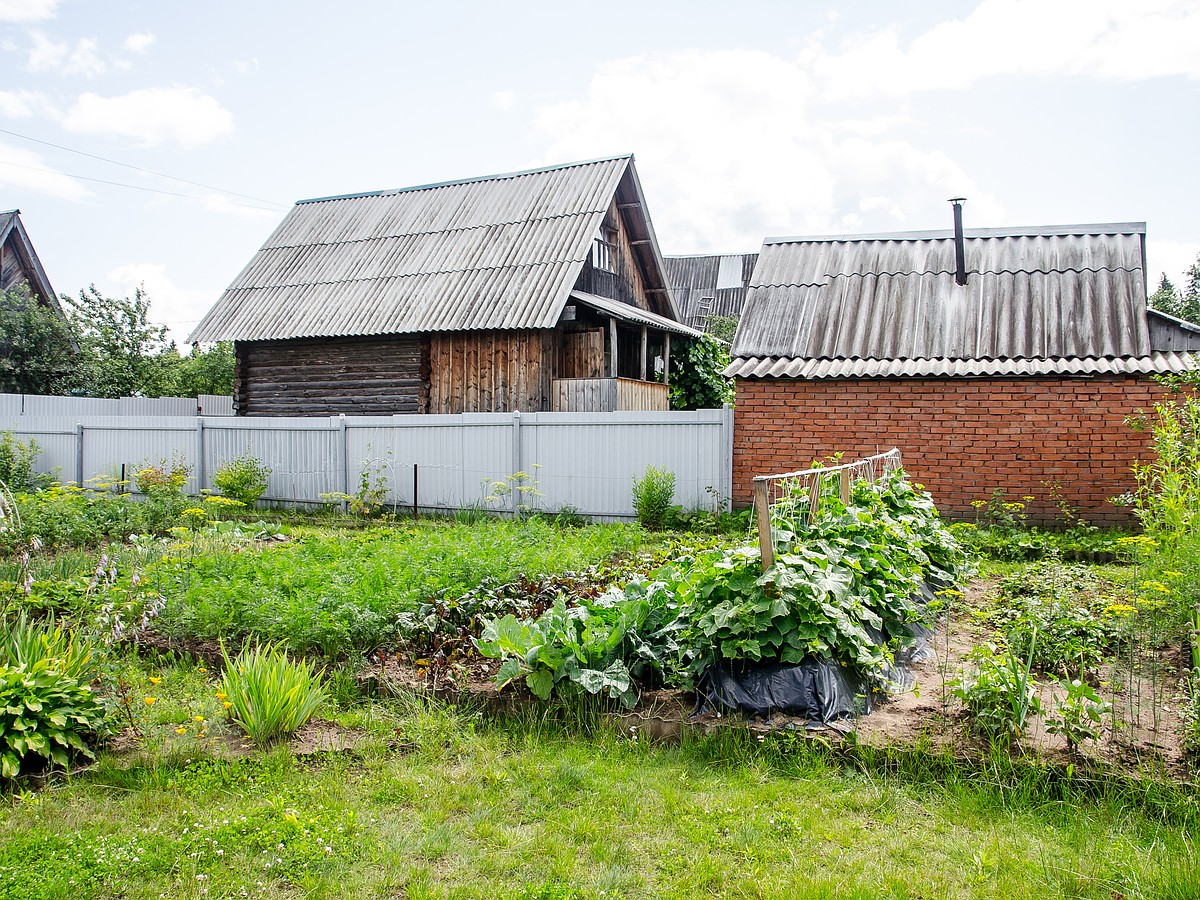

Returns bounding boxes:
[592,227,617,273]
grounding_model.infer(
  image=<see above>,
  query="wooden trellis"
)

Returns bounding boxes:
[752,449,904,572]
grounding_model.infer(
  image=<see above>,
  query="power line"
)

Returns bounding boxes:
[0,158,286,213]
[0,125,290,209]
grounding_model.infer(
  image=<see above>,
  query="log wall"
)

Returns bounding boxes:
[428,330,555,413]
[571,200,653,312]
[235,336,425,416]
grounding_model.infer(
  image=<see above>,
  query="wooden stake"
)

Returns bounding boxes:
[754,480,774,573]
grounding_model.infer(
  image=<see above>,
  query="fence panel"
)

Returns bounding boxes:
[0,408,735,519]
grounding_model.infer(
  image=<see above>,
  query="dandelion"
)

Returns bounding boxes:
[144,697,157,705]
[175,726,187,734]
[194,715,206,723]
[149,677,161,685]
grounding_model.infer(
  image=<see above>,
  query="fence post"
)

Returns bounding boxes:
[839,468,850,505]
[337,415,348,512]
[511,409,522,517]
[721,404,734,512]
[195,417,206,493]
[753,479,774,573]
[74,423,84,487]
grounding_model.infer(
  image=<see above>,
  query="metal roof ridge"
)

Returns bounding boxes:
[295,155,634,205]
[764,222,1147,245]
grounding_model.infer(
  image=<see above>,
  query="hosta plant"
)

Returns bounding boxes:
[219,643,326,745]
[0,659,107,778]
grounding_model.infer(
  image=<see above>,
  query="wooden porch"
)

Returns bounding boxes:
[551,377,670,412]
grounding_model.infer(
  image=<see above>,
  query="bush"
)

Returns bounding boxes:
[0,432,48,494]
[133,456,190,498]
[219,643,326,745]
[213,453,272,508]
[632,466,675,530]
[0,616,106,778]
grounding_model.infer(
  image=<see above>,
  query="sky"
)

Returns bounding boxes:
[1,0,1198,345]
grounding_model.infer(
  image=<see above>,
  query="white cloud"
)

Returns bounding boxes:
[101,263,219,346]
[0,0,57,23]
[26,32,106,77]
[122,32,155,54]
[492,90,516,112]
[0,88,54,118]
[0,142,89,200]
[62,86,235,148]
[536,49,1001,252]
[804,0,1200,100]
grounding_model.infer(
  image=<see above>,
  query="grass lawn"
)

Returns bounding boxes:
[1,690,1196,900]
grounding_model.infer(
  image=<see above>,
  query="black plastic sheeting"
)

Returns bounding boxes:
[692,582,940,725]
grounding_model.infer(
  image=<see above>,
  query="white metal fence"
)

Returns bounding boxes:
[0,409,735,520]
[0,393,235,418]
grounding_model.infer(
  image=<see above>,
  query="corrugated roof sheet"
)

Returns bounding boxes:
[729,224,1181,377]
[190,157,639,342]
[570,290,706,338]
[663,252,757,326]
[724,351,1195,379]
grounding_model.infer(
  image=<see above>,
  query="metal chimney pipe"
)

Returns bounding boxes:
[949,197,967,285]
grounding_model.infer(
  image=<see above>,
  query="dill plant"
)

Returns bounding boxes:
[219,643,326,745]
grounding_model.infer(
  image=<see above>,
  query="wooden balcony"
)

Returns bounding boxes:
[550,377,669,412]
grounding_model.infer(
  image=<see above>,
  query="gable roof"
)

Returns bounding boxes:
[663,252,757,327]
[728,223,1195,378]
[1,210,62,316]
[190,156,679,343]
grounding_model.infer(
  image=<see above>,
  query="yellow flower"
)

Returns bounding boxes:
[1165,571,1184,579]
[1022,496,1035,502]
[223,701,232,710]
[144,697,157,705]
[148,676,161,685]
[1140,580,1170,594]
[215,692,227,701]
[197,667,208,673]
[194,715,205,723]
[175,726,187,734]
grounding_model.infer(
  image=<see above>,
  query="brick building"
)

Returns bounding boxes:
[726,221,1200,525]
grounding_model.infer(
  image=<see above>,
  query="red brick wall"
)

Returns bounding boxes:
[733,375,1168,526]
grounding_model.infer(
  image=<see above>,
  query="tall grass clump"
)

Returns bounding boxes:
[632,465,675,530]
[219,643,326,745]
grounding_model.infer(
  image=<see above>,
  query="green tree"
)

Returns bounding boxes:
[669,335,734,410]
[1149,255,1200,325]
[0,284,78,395]
[170,342,235,397]
[64,284,178,398]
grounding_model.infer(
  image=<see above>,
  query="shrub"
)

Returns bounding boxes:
[0,432,48,494]
[632,466,675,530]
[133,456,190,497]
[219,643,326,745]
[213,453,272,508]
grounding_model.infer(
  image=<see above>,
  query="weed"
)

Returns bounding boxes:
[1045,678,1111,756]
[952,639,1042,743]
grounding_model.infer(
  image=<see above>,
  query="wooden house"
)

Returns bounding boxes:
[1,209,61,314]
[726,221,1200,525]
[663,252,757,331]
[190,156,702,416]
